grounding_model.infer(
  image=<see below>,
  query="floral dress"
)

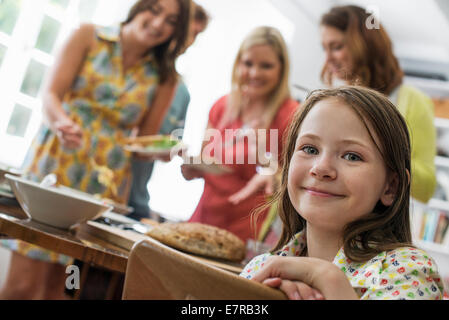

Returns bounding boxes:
[0,25,158,264]
[240,231,445,300]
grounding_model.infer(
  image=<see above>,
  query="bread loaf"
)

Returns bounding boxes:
[146,222,246,262]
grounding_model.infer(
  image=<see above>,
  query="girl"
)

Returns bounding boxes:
[240,86,444,300]
[320,5,436,203]
[181,26,299,242]
[0,0,191,299]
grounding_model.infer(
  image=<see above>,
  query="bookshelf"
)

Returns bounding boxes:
[415,239,448,255]
[411,116,449,292]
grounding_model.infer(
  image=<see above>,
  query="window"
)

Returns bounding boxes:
[0,44,6,66]
[49,0,70,10]
[0,0,128,168]
[20,60,48,97]
[0,0,22,35]
[6,104,32,137]
[35,15,62,54]
[78,0,100,23]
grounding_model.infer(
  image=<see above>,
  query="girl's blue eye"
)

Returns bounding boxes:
[343,153,362,161]
[301,146,318,155]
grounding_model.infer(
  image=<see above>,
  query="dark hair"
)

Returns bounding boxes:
[123,0,192,83]
[193,3,209,25]
[320,5,403,95]
[262,86,412,263]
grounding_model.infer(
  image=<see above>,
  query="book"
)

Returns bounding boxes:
[410,204,425,241]
[424,209,438,242]
[443,221,449,246]
[434,212,449,243]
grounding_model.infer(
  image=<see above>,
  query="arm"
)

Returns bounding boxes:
[42,23,95,148]
[228,168,279,205]
[229,99,298,204]
[251,256,359,300]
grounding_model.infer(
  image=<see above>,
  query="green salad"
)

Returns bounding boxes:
[145,136,179,150]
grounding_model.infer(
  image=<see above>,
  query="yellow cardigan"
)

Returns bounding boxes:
[396,84,437,203]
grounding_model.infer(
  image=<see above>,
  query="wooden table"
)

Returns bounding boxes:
[0,198,244,271]
[0,197,244,299]
[0,200,129,273]
[0,198,133,299]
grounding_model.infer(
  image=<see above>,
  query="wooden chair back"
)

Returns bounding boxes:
[122,238,287,300]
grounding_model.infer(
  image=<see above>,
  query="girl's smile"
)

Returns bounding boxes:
[302,186,345,198]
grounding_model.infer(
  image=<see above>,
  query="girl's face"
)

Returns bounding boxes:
[321,25,354,81]
[130,0,180,48]
[237,44,282,102]
[287,98,396,234]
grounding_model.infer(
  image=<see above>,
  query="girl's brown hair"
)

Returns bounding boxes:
[123,0,192,83]
[262,86,412,263]
[320,5,403,95]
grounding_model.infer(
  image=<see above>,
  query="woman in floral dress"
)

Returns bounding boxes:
[0,0,192,299]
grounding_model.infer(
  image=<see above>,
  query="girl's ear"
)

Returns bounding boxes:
[380,172,399,207]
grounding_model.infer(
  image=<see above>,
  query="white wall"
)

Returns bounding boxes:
[268,0,330,94]
[336,0,449,63]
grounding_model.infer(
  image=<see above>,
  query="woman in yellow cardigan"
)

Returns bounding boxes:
[320,5,436,203]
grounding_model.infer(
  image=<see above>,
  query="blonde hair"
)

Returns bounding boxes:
[219,26,291,129]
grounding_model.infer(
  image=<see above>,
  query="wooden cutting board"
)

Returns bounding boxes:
[79,221,244,274]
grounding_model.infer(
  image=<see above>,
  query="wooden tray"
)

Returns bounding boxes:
[80,221,244,274]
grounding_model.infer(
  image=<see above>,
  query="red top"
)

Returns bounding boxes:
[189,95,299,241]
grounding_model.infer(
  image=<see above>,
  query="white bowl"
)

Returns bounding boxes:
[5,174,112,229]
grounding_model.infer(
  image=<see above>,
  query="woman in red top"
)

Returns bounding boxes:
[181,26,299,241]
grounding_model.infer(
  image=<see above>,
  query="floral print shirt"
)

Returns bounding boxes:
[240,231,444,300]
[22,25,158,204]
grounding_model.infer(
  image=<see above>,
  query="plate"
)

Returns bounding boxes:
[123,135,186,157]
[183,157,233,175]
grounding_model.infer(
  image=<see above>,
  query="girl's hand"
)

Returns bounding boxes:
[252,256,359,300]
[180,164,203,181]
[262,277,324,300]
[54,119,83,149]
[228,173,275,205]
